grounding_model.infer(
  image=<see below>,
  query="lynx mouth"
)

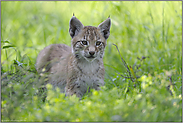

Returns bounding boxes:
[87,56,95,59]
[84,56,96,62]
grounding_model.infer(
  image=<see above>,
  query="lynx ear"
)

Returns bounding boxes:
[69,16,84,38]
[98,18,111,40]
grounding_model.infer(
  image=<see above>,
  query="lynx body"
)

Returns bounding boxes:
[36,16,111,98]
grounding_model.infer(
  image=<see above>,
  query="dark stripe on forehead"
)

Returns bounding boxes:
[83,26,100,41]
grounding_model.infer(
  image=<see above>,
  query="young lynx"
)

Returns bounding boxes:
[36,16,111,98]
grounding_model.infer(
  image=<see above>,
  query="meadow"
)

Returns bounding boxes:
[1,1,182,122]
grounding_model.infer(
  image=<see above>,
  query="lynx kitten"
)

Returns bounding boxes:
[36,16,111,98]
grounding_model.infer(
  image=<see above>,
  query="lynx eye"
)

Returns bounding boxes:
[81,41,88,45]
[96,41,102,46]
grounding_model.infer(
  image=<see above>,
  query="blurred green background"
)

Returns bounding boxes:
[2,1,182,73]
[1,1,182,122]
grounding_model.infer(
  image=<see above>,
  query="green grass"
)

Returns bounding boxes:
[1,1,182,122]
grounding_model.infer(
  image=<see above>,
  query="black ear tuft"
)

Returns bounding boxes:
[98,18,111,40]
[69,16,84,38]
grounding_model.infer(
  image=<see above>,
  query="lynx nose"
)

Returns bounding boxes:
[89,51,95,56]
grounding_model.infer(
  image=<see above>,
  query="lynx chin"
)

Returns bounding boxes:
[36,15,111,98]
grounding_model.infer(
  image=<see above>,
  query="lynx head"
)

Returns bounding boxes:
[69,16,111,62]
